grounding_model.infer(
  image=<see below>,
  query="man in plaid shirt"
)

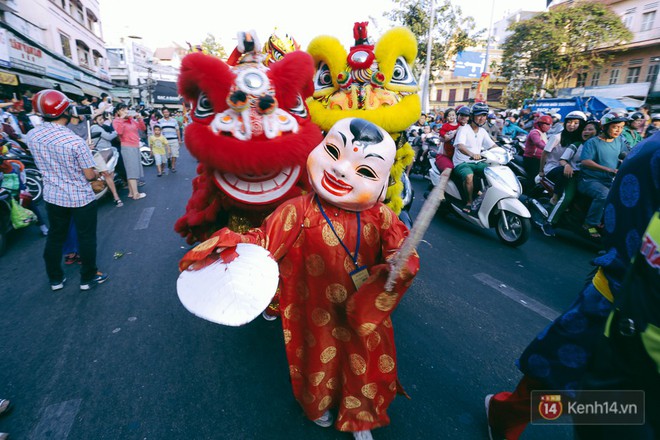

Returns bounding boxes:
[27,90,108,291]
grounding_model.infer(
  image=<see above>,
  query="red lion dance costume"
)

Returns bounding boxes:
[174,32,323,244]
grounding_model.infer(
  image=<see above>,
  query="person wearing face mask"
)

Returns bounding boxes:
[26,90,109,291]
[522,114,553,189]
[178,118,419,440]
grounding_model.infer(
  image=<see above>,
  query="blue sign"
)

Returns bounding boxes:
[453,51,485,78]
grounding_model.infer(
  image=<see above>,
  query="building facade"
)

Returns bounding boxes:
[0,0,113,101]
[555,0,660,109]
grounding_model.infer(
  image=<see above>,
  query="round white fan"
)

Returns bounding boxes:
[177,243,279,326]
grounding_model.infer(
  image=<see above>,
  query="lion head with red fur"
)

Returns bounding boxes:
[175,48,323,243]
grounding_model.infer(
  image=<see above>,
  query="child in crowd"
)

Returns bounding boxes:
[148,125,170,177]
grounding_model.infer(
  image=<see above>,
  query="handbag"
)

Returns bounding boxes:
[10,198,37,229]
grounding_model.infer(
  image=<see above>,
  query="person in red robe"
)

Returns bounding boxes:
[179,118,419,440]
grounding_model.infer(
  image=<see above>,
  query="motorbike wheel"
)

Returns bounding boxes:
[140,150,155,166]
[25,168,44,203]
[496,211,531,247]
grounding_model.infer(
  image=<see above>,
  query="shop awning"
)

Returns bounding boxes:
[18,74,55,89]
[57,82,85,97]
[77,82,107,98]
[0,69,18,86]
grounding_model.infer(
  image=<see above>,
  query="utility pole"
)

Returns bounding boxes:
[421,0,435,114]
[483,0,496,74]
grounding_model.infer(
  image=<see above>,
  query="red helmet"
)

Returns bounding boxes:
[32,89,72,119]
[537,115,553,126]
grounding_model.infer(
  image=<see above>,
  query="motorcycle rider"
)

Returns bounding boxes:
[578,112,629,239]
[538,112,590,237]
[502,113,528,138]
[484,113,501,141]
[621,111,645,149]
[547,112,563,136]
[522,114,553,191]
[645,113,660,138]
[430,107,470,200]
[452,102,496,212]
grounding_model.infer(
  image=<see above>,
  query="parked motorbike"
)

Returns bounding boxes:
[91,147,121,200]
[428,146,532,247]
[140,141,154,166]
[0,187,11,255]
[2,140,44,202]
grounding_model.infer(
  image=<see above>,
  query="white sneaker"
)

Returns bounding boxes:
[313,410,333,428]
[39,224,49,236]
[353,430,374,440]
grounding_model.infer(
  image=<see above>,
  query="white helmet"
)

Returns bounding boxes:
[565,110,588,122]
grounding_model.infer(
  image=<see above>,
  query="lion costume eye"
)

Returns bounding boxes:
[313,62,334,92]
[195,92,214,118]
[288,94,308,118]
[390,57,416,86]
[324,143,340,160]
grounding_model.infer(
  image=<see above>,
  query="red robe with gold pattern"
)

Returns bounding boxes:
[179,193,419,432]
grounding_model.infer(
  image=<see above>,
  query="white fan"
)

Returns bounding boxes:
[177,243,279,326]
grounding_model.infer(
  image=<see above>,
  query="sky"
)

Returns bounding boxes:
[99,0,548,53]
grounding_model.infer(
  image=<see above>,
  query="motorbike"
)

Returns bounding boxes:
[522,175,603,245]
[2,140,44,202]
[428,146,532,247]
[140,141,154,166]
[398,171,414,229]
[497,134,528,191]
[0,187,11,255]
[91,147,121,201]
[410,135,441,178]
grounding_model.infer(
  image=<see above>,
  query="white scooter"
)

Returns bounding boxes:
[428,146,532,247]
[140,141,154,166]
[91,147,120,200]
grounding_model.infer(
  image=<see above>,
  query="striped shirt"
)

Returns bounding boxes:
[27,122,96,207]
[158,117,180,143]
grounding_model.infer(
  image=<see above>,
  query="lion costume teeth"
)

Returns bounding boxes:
[175,31,322,244]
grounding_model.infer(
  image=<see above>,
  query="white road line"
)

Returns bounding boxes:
[134,207,155,230]
[29,399,81,440]
[473,272,560,321]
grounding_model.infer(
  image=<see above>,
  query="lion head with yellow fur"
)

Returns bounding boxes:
[306,23,420,214]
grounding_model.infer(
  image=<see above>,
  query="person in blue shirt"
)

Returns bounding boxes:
[578,112,629,239]
[502,114,528,138]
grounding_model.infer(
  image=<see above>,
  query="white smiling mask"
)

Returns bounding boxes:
[307,118,396,212]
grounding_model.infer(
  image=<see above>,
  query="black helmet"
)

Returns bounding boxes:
[628,111,644,121]
[600,111,628,127]
[471,102,489,116]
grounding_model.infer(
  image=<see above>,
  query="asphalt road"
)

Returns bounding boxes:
[0,148,601,439]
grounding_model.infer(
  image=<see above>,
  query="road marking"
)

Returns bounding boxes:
[134,207,155,230]
[473,273,560,321]
[30,399,81,440]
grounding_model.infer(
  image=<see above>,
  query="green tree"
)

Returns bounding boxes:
[501,1,632,97]
[385,0,485,74]
[200,33,228,59]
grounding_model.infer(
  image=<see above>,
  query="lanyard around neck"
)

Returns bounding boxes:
[315,194,361,267]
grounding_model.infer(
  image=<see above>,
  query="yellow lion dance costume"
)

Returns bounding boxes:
[306,22,421,214]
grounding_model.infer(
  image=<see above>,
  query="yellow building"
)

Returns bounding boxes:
[556,0,659,109]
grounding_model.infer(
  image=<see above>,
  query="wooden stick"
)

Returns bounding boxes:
[384,178,446,291]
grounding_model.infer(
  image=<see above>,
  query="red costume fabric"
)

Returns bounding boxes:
[180,193,419,431]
